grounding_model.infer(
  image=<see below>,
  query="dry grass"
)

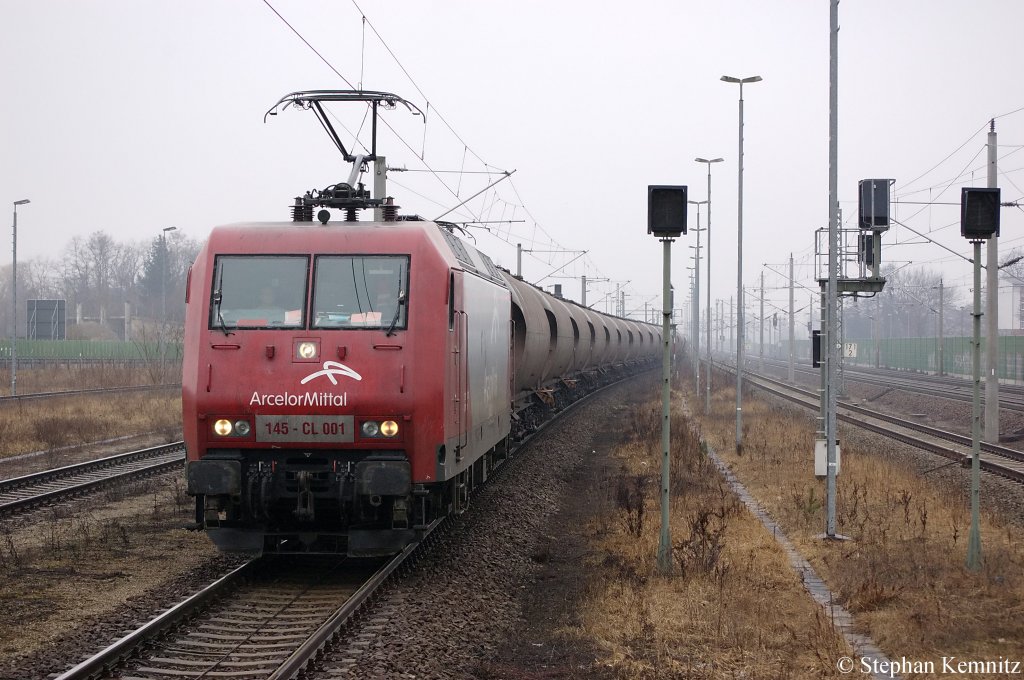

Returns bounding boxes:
[3,363,169,393]
[690,368,1024,665]
[0,364,181,460]
[0,393,181,460]
[564,394,850,678]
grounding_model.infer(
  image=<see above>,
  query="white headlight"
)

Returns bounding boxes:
[213,419,233,436]
[297,342,317,359]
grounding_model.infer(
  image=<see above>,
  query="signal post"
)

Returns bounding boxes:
[647,185,688,575]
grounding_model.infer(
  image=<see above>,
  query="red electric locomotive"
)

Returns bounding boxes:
[182,91,661,555]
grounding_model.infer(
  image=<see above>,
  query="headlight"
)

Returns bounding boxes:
[213,419,250,437]
[297,341,317,359]
[359,419,400,439]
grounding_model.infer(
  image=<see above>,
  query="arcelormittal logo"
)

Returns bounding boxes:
[300,361,363,386]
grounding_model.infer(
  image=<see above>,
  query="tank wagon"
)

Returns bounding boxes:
[182,91,661,555]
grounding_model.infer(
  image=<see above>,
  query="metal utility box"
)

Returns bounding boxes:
[814,439,841,478]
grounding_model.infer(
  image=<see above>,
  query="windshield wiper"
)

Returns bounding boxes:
[385,290,405,337]
[384,270,406,337]
[212,268,233,336]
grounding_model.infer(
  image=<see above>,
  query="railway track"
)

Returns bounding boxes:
[735,367,1024,483]
[0,443,185,516]
[54,532,432,680]
[0,383,180,404]
[757,356,1024,412]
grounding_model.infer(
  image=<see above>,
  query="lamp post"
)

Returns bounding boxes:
[721,74,762,453]
[160,226,177,376]
[11,199,29,397]
[161,226,178,320]
[688,200,707,398]
[695,157,723,414]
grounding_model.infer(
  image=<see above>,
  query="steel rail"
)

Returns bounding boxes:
[752,370,1024,464]
[53,531,436,680]
[269,522,440,679]
[52,560,258,680]
[737,369,1024,484]
[759,356,1024,411]
[0,442,185,515]
[0,383,180,404]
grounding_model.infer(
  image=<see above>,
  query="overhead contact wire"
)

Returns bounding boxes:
[350,0,490,170]
[263,0,356,88]
[263,0,475,218]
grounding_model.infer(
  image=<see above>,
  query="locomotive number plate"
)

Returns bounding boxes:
[255,415,354,443]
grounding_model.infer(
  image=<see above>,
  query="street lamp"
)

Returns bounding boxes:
[688,200,707,398]
[161,226,177,320]
[721,74,762,453]
[11,199,29,397]
[695,157,723,414]
[160,226,177,376]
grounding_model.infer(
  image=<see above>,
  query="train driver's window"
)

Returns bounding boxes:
[312,255,409,330]
[209,255,309,330]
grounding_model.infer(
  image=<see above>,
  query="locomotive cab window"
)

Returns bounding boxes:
[312,255,410,330]
[209,255,309,330]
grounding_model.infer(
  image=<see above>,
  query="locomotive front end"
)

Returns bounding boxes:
[182,222,446,556]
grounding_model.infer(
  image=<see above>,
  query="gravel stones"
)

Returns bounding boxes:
[314,376,653,679]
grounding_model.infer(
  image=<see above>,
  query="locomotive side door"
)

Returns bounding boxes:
[448,270,469,462]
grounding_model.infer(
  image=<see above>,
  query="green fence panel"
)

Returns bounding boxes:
[841,335,1024,385]
[0,340,182,361]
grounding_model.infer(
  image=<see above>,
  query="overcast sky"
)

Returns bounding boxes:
[2,1,1022,322]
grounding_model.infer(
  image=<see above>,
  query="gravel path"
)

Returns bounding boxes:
[312,374,656,679]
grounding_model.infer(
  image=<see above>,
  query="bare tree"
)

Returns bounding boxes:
[85,232,116,314]
[60,235,93,314]
[0,229,198,342]
[844,266,958,340]
[110,241,145,307]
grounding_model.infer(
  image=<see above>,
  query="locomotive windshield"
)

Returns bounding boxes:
[312,255,409,331]
[209,255,309,330]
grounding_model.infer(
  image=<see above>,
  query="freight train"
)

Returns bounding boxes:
[182,91,662,555]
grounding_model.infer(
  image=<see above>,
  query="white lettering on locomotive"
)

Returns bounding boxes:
[248,391,349,407]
